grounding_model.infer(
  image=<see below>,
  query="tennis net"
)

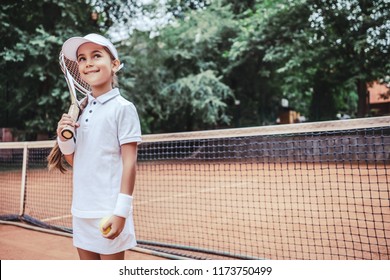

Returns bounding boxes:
[1,117,389,259]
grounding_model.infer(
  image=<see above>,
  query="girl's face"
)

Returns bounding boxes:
[77,42,119,96]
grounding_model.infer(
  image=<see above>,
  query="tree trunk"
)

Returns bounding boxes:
[357,79,368,117]
[310,74,336,121]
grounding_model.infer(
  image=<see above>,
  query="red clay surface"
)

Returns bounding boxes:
[0,224,166,260]
[1,162,389,260]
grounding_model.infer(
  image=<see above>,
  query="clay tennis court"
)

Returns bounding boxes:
[1,118,390,260]
[0,168,170,260]
[135,161,390,259]
[0,224,167,260]
[1,161,389,260]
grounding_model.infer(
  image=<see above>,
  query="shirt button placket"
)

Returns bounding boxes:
[86,101,97,123]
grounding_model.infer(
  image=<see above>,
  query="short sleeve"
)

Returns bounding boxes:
[117,102,142,145]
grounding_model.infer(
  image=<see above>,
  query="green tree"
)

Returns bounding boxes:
[3,0,389,138]
[119,1,236,132]
[0,0,100,140]
[228,0,390,122]
[0,0,234,138]
[226,0,288,125]
[308,0,390,117]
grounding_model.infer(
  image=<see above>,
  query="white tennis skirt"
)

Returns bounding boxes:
[73,215,137,255]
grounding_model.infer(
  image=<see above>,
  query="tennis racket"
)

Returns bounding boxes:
[58,51,91,139]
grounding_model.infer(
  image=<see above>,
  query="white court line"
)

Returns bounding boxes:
[42,214,72,222]
[136,194,191,205]
[135,183,243,205]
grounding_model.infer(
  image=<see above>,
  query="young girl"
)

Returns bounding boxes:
[48,34,141,260]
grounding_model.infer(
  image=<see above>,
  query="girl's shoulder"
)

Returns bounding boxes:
[114,95,139,117]
[115,95,136,108]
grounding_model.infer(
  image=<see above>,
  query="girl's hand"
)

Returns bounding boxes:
[56,113,80,142]
[102,215,126,240]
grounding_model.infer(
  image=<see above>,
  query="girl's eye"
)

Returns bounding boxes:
[94,54,101,59]
[78,57,86,62]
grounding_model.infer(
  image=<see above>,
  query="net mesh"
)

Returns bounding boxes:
[1,118,390,259]
[0,148,23,219]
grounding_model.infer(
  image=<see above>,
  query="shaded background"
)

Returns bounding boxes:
[1,0,389,141]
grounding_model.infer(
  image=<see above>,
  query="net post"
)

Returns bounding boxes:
[19,142,28,217]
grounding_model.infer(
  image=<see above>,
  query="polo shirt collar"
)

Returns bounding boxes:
[88,88,120,104]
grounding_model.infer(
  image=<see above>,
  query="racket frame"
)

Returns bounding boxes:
[58,52,90,140]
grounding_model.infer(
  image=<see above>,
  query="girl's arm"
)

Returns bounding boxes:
[119,142,138,195]
[104,142,138,239]
[56,113,77,165]
[59,98,88,166]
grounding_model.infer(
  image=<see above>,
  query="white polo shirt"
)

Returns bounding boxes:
[72,88,142,218]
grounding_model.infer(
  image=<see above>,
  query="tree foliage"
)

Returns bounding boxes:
[0,0,101,139]
[308,0,390,117]
[118,1,237,132]
[227,0,389,121]
[1,0,389,139]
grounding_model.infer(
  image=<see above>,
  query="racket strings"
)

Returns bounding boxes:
[59,52,91,96]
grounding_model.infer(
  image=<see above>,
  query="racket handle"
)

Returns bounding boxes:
[61,104,80,140]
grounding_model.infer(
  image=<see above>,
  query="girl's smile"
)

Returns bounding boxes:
[77,43,120,97]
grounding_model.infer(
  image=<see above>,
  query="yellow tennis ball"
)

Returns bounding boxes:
[99,216,111,235]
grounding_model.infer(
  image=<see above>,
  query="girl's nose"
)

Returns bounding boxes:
[86,58,93,67]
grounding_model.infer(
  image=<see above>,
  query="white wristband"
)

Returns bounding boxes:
[113,193,133,218]
[57,137,75,155]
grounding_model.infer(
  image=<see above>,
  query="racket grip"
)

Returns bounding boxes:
[61,104,80,140]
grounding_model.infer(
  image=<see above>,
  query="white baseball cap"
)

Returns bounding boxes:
[62,33,121,63]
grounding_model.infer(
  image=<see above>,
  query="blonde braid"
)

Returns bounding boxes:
[47,142,68,173]
[47,97,88,172]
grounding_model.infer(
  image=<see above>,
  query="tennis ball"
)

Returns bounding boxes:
[99,216,112,235]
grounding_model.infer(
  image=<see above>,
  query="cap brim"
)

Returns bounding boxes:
[62,37,91,61]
